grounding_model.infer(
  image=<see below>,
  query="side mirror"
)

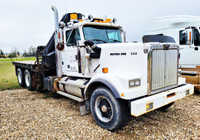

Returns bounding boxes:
[59,21,65,28]
[185,28,193,45]
[77,40,85,47]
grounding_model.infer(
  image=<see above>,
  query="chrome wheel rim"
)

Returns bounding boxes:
[95,96,113,122]
[17,70,22,84]
[25,72,30,87]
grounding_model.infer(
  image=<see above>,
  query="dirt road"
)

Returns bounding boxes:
[0,89,199,139]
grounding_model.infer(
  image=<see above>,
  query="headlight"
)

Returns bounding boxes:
[129,79,140,88]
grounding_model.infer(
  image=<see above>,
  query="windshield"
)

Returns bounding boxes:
[83,26,122,44]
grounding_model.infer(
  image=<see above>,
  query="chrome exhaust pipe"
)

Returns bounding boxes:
[52,6,62,77]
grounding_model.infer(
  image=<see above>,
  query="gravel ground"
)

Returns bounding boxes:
[0,89,199,139]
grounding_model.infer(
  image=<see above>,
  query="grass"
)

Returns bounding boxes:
[0,57,36,90]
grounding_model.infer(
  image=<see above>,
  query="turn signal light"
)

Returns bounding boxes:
[196,66,200,68]
[102,68,108,73]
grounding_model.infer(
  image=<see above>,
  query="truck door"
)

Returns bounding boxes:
[62,29,81,74]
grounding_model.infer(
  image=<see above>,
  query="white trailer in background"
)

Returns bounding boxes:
[13,8,194,131]
[148,15,200,91]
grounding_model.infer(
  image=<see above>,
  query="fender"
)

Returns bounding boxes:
[84,78,121,100]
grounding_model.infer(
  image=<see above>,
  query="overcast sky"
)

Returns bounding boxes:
[0,0,200,53]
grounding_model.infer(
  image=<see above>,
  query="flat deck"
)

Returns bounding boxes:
[13,60,38,71]
[13,61,36,65]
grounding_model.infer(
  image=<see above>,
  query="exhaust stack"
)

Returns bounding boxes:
[52,6,62,77]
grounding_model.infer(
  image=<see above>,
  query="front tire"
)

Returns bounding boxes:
[17,68,24,87]
[24,69,33,91]
[90,87,129,131]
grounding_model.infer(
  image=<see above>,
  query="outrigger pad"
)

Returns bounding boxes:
[142,34,175,43]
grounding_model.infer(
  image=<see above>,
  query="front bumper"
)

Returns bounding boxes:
[130,84,194,117]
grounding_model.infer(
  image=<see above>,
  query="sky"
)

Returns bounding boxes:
[0,0,200,53]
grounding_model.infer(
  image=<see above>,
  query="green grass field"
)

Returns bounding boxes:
[0,57,35,90]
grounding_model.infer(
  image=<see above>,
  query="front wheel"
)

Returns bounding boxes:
[90,87,130,131]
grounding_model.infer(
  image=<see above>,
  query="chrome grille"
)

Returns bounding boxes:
[151,48,178,92]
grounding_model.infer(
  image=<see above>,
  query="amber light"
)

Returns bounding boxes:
[58,32,61,39]
[121,93,124,97]
[196,66,200,68]
[106,18,112,23]
[102,68,108,73]
[70,14,78,20]
[189,32,192,41]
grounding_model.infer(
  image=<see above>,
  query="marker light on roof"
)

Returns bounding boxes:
[70,14,78,20]
[106,18,112,23]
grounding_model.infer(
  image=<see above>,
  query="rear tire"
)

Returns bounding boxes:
[158,102,174,111]
[17,68,24,87]
[24,69,33,91]
[90,87,130,131]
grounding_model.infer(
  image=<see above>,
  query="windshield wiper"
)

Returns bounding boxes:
[91,39,107,43]
[109,39,120,42]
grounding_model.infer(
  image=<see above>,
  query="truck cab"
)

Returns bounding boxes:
[61,20,123,78]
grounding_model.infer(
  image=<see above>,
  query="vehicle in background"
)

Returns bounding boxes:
[148,15,200,91]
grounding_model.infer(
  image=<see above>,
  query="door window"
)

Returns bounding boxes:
[179,30,186,45]
[66,29,80,46]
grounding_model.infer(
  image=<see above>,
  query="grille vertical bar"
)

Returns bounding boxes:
[151,50,165,91]
[165,50,178,87]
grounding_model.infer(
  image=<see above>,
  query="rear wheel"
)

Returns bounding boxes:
[24,69,33,91]
[17,68,24,87]
[90,87,130,131]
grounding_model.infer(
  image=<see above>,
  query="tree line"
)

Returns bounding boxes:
[0,46,37,58]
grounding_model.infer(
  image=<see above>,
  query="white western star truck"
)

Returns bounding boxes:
[13,7,194,131]
[148,15,200,91]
